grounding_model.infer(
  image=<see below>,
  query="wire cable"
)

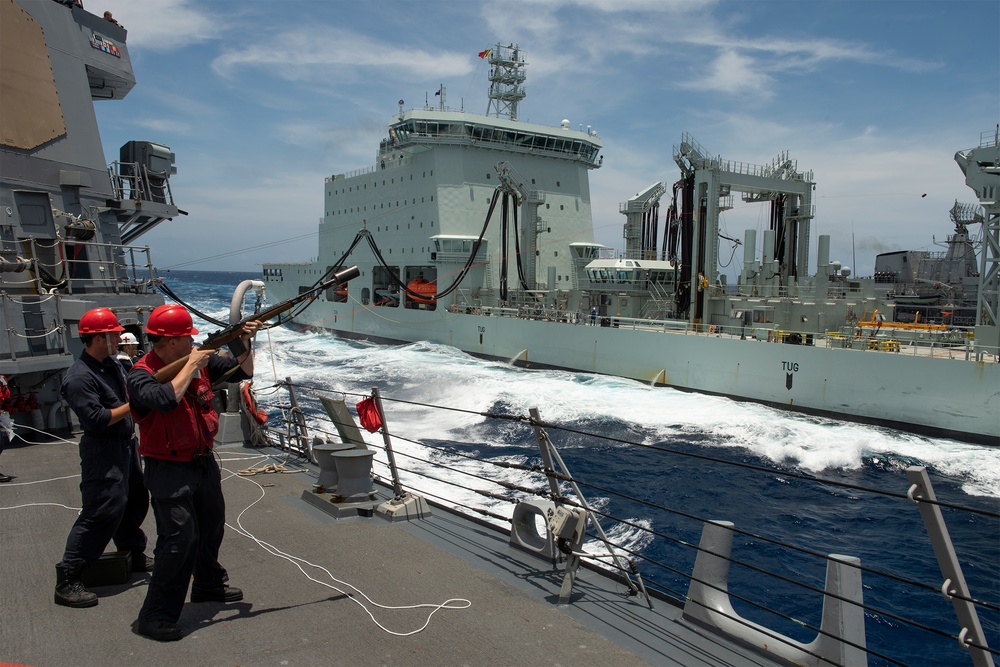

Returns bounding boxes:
[219,459,471,636]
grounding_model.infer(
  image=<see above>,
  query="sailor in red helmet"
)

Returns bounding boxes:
[126,303,260,642]
[55,308,151,608]
[0,374,12,483]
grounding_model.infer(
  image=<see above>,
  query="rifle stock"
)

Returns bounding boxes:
[152,265,360,383]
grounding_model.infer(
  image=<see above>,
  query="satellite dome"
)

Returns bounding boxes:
[560,119,570,129]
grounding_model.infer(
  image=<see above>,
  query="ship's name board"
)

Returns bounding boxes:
[90,34,121,58]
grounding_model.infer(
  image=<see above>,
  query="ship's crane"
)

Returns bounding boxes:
[620,182,666,261]
[669,133,814,324]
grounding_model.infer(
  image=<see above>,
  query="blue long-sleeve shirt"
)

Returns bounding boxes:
[61,351,134,440]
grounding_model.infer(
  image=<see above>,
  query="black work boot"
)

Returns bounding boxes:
[130,552,154,573]
[54,560,98,608]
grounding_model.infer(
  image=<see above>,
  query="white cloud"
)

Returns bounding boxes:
[98,0,220,51]
[681,49,775,99]
[211,29,473,82]
[90,0,995,272]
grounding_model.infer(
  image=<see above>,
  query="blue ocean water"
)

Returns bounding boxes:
[163,269,999,667]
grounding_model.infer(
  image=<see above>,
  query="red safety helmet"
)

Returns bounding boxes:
[78,308,125,335]
[145,304,198,337]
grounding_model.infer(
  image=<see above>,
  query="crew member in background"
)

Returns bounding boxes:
[55,308,151,608]
[126,304,260,642]
[116,332,141,371]
[0,374,13,483]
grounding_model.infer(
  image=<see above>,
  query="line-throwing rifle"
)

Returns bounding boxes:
[153,265,360,383]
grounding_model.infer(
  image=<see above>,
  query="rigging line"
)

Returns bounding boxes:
[290,397,999,611]
[378,392,999,516]
[268,396,1000,647]
[389,460,520,505]
[417,465,867,667]
[565,473,993,607]
[382,448,538,495]
[272,231,370,326]
[275,394,1000,616]
[156,281,229,327]
[361,189,500,302]
[0,502,83,512]
[223,467,470,636]
[543,421,1000,519]
[388,432,545,474]
[275,385,1000,519]
[159,231,318,270]
[396,480,509,523]
[573,497,974,645]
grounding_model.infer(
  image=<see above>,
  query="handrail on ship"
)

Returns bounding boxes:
[240,379,999,667]
[0,236,158,298]
[445,301,998,363]
[107,160,175,206]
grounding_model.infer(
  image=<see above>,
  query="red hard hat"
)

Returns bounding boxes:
[78,308,125,335]
[145,304,199,337]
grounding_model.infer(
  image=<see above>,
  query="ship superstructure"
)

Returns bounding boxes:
[0,0,178,428]
[262,45,999,445]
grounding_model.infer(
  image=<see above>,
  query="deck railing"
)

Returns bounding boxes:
[243,380,999,667]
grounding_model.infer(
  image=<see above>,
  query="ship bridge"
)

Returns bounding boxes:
[384,111,602,167]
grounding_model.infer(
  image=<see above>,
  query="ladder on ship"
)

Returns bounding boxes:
[640,280,675,320]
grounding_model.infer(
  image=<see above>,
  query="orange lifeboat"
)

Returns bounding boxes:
[407,276,437,305]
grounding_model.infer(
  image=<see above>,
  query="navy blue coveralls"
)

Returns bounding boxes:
[127,355,249,624]
[59,351,148,567]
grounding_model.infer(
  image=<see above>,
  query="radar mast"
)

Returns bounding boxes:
[485,43,526,120]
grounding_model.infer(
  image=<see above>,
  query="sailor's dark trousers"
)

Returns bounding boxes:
[138,455,229,623]
[60,435,148,565]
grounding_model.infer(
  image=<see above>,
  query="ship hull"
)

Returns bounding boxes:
[285,301,1000,445]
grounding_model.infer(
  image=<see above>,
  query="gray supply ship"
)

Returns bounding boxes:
[1,0,179,430]
[261,44,1000,446]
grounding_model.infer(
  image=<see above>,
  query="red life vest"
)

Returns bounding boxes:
[131,351,219,461]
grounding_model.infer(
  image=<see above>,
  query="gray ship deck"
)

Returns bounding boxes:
[0,436,778,667]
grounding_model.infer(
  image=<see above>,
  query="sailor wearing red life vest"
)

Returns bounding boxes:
[126,304,260,642]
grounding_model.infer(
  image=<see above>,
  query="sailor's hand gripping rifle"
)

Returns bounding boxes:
[153,265,360,383]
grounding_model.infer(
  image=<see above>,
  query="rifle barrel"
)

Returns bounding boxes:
[153,265,359,383]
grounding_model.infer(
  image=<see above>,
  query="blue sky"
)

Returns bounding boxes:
[92,0,999,277]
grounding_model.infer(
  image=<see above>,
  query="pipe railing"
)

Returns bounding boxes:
[247,380,998,667]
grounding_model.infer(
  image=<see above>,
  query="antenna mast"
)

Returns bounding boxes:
[485,43,526,120]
